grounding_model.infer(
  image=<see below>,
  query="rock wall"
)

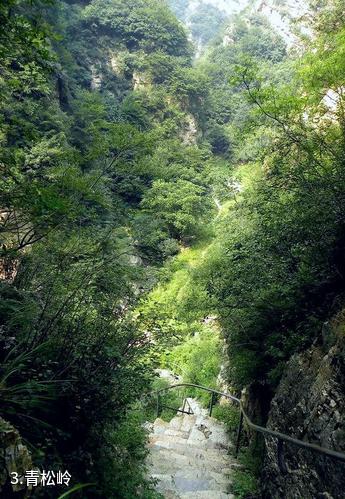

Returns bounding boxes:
[262,336,345,498]
[0,418,32,497]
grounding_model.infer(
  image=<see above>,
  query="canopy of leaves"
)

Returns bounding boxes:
[83,0,191,56]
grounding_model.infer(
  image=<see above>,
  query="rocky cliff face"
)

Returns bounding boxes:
[169,0,309,49]
[262,332,345,498]
[0,418,32,497]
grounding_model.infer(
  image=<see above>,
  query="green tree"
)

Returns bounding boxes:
[141,179,209,240]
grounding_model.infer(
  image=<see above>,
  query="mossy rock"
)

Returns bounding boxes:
[0,417,33,497]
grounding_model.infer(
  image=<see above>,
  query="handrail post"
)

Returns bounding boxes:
[156,393,161,418]
[235,411,244,458]
[209,391,215,417]
[277,439,288,475]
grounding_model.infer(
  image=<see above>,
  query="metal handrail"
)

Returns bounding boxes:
[181,397,194,415]
[155,382,345,467]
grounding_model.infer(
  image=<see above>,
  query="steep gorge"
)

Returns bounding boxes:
[1,0,345,498]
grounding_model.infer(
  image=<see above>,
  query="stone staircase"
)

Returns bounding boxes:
[147,398,238,498]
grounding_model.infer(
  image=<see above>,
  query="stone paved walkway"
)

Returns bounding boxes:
[147,398,238,498]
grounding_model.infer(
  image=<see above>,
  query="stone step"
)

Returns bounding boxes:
[150,434,190,448]
[168,416,186,431]
[151,471,231,495]
[149,456,232,481]
[164,428,190,439]
[177,468,232,487]
[149,434,231,458]
[150,426,232,450]
[148,446,233,473]
[153,418,171,435]
[149,446,231,467]
[180,414,197,433]
[180,492,235,499]
[150,456,233,477]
